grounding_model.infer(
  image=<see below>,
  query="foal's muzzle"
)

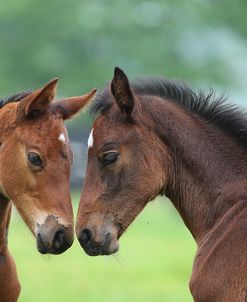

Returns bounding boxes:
[77,226,119,256]
[36,216,74,255]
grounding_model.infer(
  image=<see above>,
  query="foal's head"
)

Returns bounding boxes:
[76,68,170,255]
[0,79,96,254]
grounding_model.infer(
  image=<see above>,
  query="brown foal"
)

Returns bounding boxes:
[76,67,247,301]
[0,80,96,301]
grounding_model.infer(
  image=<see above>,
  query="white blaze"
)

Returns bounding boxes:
[59,133,66,143]
[88,129,94,148]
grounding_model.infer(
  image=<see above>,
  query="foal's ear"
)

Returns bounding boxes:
[16,78,57,120]
[51,88,97,120]
[111,67,134,120]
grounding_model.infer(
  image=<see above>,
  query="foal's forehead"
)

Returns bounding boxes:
[91,113,135,148]
[17,114,69,150]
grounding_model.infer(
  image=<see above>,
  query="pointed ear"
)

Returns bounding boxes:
[111,67,134,120]
[51,88,97,120]
[16,78,58,120]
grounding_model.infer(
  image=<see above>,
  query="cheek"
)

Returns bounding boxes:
[0,143,36,196]
[111,155,164,201]
[102,164,144,201]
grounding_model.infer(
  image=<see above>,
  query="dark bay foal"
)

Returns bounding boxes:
[0,80,96,301]
[76,67,247,301]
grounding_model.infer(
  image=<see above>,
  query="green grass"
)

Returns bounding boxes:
[9,193,196,302]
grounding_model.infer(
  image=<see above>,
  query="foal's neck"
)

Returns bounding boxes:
[147,98,247,243]
[0,106,15,253]
[0,195,11,254]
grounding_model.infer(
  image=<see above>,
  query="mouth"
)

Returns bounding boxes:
[83,243,119,257]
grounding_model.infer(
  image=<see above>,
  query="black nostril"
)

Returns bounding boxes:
[106,232,111,240]
[53,230,65,250]
[102,232,112,251]
[36,233,47,254]
[79,228,92,246]
[37,233,43,245]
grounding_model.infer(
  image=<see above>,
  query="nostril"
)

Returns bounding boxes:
[103,232,112,250]
[53,230,65,250]
[106,232,112,240]
[36,233,47,254]
[37,233,43,245]
[80,228,92,246]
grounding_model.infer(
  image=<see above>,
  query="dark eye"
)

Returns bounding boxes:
[27,152,43,168]
[102,152,119,165]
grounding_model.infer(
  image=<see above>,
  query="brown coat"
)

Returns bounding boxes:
[77,67,247,301]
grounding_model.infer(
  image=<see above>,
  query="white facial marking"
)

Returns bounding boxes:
[59,133,66,143]
[88,129,94,148]
[34,211,70,235]
[34,212,49,234]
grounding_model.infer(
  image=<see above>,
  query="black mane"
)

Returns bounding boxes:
[0,91,32,108]
[91,78,247,149]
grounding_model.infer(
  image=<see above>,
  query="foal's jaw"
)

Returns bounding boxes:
[13,196,74,255]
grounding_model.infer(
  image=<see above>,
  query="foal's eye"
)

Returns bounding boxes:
[102,152,119,165]
[27,152,43,168]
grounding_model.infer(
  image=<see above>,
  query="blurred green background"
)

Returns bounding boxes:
[1,0,247,301]
[10,194,195,302]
